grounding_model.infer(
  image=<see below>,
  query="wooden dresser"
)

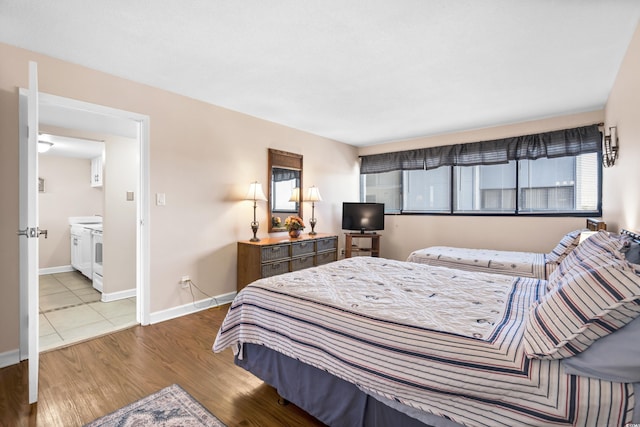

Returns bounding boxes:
[237,233,338,291]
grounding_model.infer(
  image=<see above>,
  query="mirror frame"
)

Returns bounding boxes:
[268,148,303,232]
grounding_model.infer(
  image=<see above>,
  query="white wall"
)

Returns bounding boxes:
[103,136,137,294]
[38,155,103,269]
[603,21,640,232]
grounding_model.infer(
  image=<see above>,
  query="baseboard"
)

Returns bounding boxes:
[39,265,74,275]
[149,291,236,325]
[101,288,136,302]
[0,349,20,369]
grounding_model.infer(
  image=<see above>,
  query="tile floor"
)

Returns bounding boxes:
[39,271,137,352]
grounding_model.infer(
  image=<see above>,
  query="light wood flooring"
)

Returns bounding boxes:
[0,305,325,427]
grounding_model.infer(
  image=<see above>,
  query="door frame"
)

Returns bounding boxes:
[19,91,151,361]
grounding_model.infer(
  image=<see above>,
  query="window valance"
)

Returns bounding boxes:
[360,124,601,174]
[272,168,299,182]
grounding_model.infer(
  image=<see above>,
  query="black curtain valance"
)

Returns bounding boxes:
[360,124,602,174]
[272,167,299,182]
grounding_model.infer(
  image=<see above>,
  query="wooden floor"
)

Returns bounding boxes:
[0,305,325,427]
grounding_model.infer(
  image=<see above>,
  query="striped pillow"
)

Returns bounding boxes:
[524,257,640,359]
[546,229,583,264]
[547,230,626,289]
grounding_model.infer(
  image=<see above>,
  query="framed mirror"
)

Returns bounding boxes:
[268,149,303,232]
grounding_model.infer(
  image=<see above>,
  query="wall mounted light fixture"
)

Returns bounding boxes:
[603,126,618,168]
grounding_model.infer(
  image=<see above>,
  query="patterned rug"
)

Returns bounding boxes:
[84,384,226,426]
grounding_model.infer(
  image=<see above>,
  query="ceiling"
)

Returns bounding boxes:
[1,1,639,147]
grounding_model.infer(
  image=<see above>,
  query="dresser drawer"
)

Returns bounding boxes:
[238,235,339,291]
[261,244,290,262]
[261,260,290,278]
[291,240,315,257]
[291,255,315,271]
[316,250,337,266]
[317,237,337,252]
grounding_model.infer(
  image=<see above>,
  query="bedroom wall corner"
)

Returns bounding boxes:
[603,20,640,232]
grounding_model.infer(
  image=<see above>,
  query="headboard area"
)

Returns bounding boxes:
[621,229,640,242]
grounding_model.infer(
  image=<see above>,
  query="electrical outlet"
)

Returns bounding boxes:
[180,275,190,289]
[340,248,345,255]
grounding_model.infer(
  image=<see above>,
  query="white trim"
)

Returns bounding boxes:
[0,349,20,369]
[149,292,236,325]
[39,265,74,275]
[137,117,151,326]
[32,91,151,327]
[101,288,136,302]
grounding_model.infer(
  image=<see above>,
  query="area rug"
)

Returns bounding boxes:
[84,384,226,426]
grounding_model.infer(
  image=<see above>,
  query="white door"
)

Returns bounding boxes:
[18,61,41,404]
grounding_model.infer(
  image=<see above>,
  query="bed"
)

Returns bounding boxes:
[406,228,586,279]
[214,230,640,427]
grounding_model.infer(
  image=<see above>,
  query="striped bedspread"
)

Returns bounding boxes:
[407,246,548,279]
[213,257,634,427]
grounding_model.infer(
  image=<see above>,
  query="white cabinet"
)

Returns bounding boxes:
[70,229,82,271]
[70,225,93,279]
[91,156,103,187]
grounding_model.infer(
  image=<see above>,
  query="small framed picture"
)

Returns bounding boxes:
[38,177,45,193]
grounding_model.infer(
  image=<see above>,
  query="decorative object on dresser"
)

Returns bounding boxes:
[345,232,380,258]
[245,181,268,242]
[237,234,337,291]
[284,215,305,238]
[305,186,322,235]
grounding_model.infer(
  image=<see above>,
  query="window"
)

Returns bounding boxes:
[359,124,602,216]
[518,153,598,213]
[454,162,516,213]
[361,153,600,215]
[403,168,451,213]
[361,170,401,213]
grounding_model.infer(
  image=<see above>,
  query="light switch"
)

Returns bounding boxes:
[156,193,166,206]
[126,191,135,201]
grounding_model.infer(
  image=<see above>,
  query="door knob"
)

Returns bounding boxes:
[16,227,37,238]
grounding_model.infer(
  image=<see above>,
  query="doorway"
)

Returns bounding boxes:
[37,129,139,351]
[19,91,151,358]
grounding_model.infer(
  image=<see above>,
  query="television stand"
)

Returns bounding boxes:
[345,233,380,258]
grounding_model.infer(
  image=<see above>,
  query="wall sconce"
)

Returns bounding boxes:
[603,126,618,168]
[245,181,267,242]
[305,186,322,235]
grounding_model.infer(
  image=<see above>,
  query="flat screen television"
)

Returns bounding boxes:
[342,202,385,233]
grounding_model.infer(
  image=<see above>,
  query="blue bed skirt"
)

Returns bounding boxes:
[235,343,458,427]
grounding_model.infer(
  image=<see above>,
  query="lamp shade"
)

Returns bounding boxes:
[245,181,267,201]
[288,187,300,202]
[305,186,322,202]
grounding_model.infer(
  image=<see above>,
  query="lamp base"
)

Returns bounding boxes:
[250,221,260,242]
[309,217,317,235]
